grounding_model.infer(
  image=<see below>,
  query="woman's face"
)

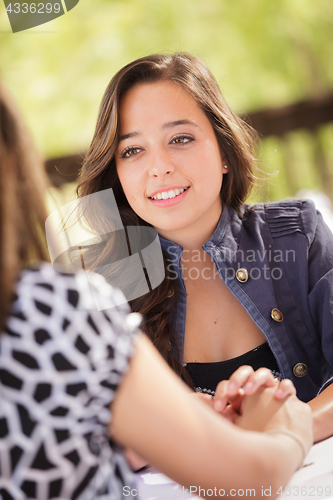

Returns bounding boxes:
[115,80,227,245]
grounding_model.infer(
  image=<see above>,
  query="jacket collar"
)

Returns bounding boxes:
[158,205,242,263]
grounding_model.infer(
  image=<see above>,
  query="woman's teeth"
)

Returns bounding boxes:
[150,187,188,200]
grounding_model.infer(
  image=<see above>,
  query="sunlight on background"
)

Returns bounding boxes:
[1,0,333,209]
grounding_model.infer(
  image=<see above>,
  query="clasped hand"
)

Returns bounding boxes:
[198,365,296,425]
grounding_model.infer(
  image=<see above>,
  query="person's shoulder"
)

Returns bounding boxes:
[16,262,130,316]
[239,199,318,244]
[242,198,316,215]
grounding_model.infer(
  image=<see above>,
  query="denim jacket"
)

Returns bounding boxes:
[159,200,333,402]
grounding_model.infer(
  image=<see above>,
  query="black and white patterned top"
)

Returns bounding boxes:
[0,263,139,500]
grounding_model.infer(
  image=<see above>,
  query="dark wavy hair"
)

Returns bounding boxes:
[0,81,49,332]
[76,53,258,384]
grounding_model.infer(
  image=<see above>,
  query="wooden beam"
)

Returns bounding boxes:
[44,93,333,186]
[45,153,83,187]
[242,93,333,137]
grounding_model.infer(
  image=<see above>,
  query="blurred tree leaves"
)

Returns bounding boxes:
[0,0,332,175]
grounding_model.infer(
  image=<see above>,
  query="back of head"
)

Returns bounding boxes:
[0,81,49,331]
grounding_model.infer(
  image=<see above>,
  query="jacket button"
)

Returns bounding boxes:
[236,268,249,283]
[293,363,308,378]
[271,308,284,322]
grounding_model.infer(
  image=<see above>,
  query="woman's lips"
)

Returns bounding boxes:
[148,187,190,207]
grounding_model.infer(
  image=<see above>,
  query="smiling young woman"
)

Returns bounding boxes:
[77,53,257,377]
[77,53,333,442]
[115,80,225,245]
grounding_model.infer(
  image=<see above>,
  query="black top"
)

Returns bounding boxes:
[184,342,281,396]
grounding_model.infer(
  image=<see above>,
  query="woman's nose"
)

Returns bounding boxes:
[148,148,175,178]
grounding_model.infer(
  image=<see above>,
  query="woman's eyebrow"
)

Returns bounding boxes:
[162,119,199,129]
[119,131,140,142]
[119,120,199,142]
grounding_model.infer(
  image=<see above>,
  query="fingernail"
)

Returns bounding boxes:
[227,382,237,395]
[214,400,224,412]
[275,388,283,398]
[244,382,254,393]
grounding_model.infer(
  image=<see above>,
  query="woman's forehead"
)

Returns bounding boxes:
[118,80,206,132]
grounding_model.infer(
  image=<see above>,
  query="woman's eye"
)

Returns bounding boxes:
[171,135,194,145]
[121,147,141,158]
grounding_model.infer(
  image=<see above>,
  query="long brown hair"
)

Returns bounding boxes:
[0,81,49,332]
[77,53,258,383]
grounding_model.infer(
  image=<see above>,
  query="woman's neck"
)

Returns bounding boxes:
[157,208,222,252]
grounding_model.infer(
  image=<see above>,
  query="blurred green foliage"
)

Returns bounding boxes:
[1,0,333,203]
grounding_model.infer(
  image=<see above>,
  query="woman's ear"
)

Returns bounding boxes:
[221,154,228,174]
